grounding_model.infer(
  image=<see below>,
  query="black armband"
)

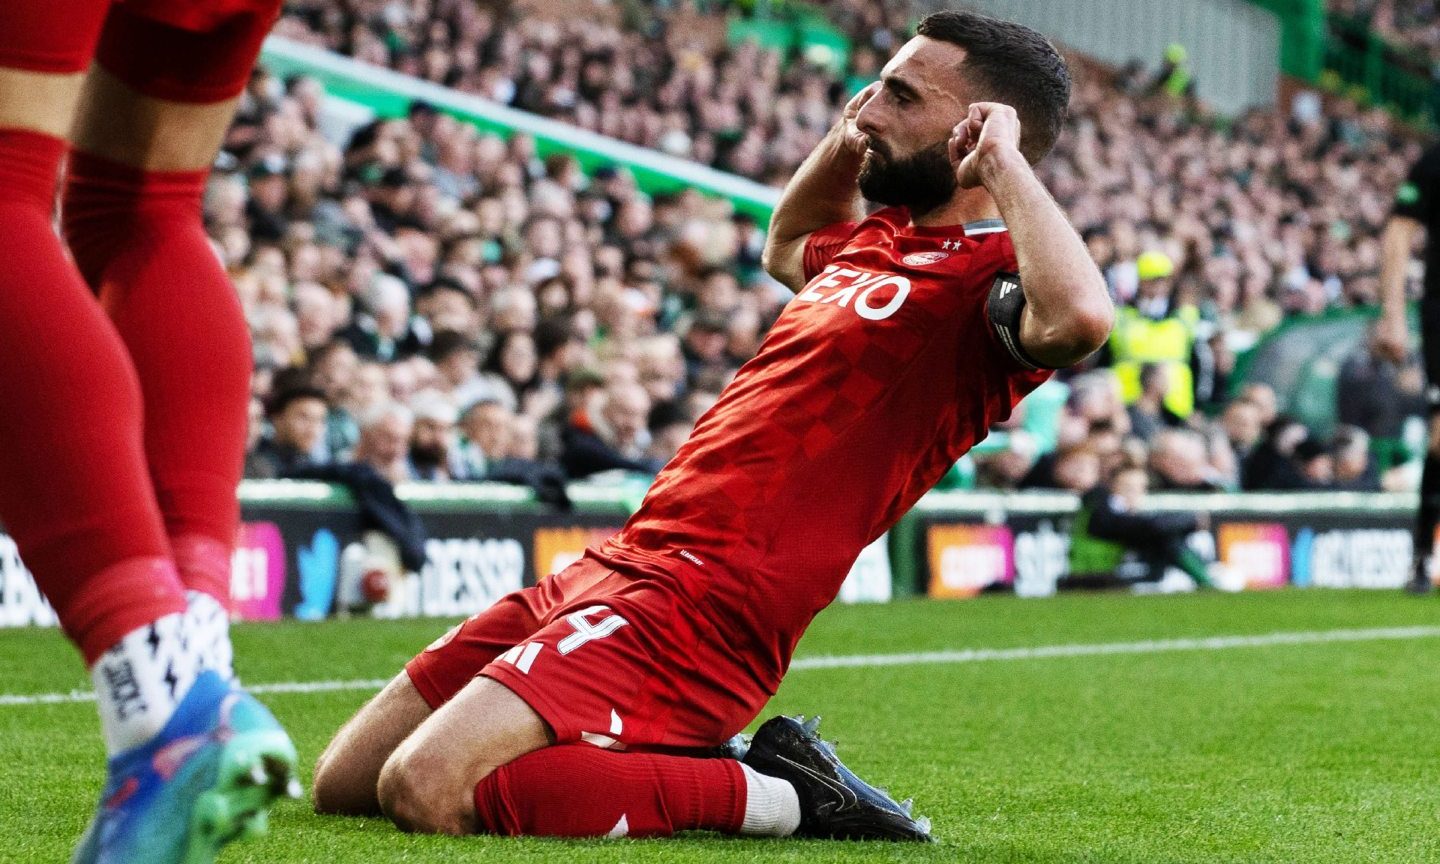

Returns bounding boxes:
[987,272,1050,370]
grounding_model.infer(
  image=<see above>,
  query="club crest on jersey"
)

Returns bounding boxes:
[797,265,910,321]
[901,250,949,267]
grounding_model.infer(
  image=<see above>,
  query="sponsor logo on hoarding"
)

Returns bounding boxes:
[1293,527,1411,589]
[1013,520,1070,598]
[295,528,340,621]
[231,522,286,621]
[1218,523,1289,589]
[532,526,620,581]
[927,524,1014,598]
[375,537,526,619]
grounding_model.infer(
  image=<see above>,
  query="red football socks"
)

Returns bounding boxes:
[64,151,252,605]
[0,129,184,663]
[473,745,746,838]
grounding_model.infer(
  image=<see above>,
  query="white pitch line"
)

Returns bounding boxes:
[787,625,1440,670]
[0,677,393,707]
[4,625,1440,708]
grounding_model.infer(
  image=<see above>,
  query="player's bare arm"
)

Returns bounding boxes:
[1376,214,1421,362]
[761,82,876,293]
[949,102,1113,367]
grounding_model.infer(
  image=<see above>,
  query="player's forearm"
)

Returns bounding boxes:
[763,127,862,259]
[1378,217,1420,319]
[980,147,1113,367]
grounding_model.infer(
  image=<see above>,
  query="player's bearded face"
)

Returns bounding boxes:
[858,137,957,217]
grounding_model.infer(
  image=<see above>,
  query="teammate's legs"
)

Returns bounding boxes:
[63,3,278,672]
[0,1,199,736]
[0,8,281,863]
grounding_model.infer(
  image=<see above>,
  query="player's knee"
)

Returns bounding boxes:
[377,746,478,836]
[311,745,362,817]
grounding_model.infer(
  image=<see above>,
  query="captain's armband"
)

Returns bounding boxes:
[986,272,1051,371]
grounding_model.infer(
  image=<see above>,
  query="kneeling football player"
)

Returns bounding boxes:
[314,10,1111,841]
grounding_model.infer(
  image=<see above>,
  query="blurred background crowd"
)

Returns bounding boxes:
[226,0,1436,500]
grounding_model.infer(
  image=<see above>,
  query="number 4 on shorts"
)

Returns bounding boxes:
[558,605,629,655]
[498,605,630,675]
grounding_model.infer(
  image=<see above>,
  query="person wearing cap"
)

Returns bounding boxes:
[1104,250,1201,419]
[1149,43,1196,101]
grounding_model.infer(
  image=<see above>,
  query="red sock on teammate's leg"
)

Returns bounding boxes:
[0,129,183,663]
[63,152,253,605]
[473,746,747,838]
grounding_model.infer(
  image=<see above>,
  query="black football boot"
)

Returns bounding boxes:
[741,714,933,842]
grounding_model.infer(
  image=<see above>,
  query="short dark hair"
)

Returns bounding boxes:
[267,385,327,418]
[915,10,1070,164]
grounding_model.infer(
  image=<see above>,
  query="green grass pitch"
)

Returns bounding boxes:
[3,589,1440,863]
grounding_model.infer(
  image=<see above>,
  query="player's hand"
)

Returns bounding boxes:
[837,81,880,158]
[1374,312,1411,363]
[948,102,1023,189]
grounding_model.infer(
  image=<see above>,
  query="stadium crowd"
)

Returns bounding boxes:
[1329,0,1440,71]
[225,0,1434,497]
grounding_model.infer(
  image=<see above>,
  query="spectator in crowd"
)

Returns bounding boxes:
[1220,398,1265,462]
[1149,428,1224,492]
[1332,426,1382,491]
[428,330,486,405]
[456,398,513,480]
[339,273,422,362]
[1068,464,1217,588]
[1148,43,1197,102]
[328,360,390,461]
[1052,445,1103,495]
[352,402,415,485]
[408,392,460,482]
[1294,437,1335,487]
[247,386,329,479]
[1238,383,1280,427]
[478,329,541,414]
[1338,324,1427,443]
[681,309,735,384]
[562,381,664,478]
[1126,362,1184,443]
[1243,416,1315,491]
[1105,251,1199,420]
[646,400,695,467]
[979,430,1040,490]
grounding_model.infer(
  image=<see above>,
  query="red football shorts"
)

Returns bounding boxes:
[0,0,279,103]
[405,554,774,752]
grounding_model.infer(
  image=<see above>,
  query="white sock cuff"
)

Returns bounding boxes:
[739,762,801,837]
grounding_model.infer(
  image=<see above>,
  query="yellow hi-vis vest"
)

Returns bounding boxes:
[1108,305,1199,418]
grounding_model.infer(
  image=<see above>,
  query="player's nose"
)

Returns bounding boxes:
[855,98,884,139]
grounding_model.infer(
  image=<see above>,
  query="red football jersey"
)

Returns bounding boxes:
[593,206,1050,686]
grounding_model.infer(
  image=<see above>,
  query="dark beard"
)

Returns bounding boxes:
[409,444,446,471]
[857,139,958,218]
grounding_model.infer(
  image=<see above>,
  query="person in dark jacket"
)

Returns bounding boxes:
[1069,465,1214,588]
[561,381,664,478]
[1241,416,1314,491]
[246,386,328,479]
